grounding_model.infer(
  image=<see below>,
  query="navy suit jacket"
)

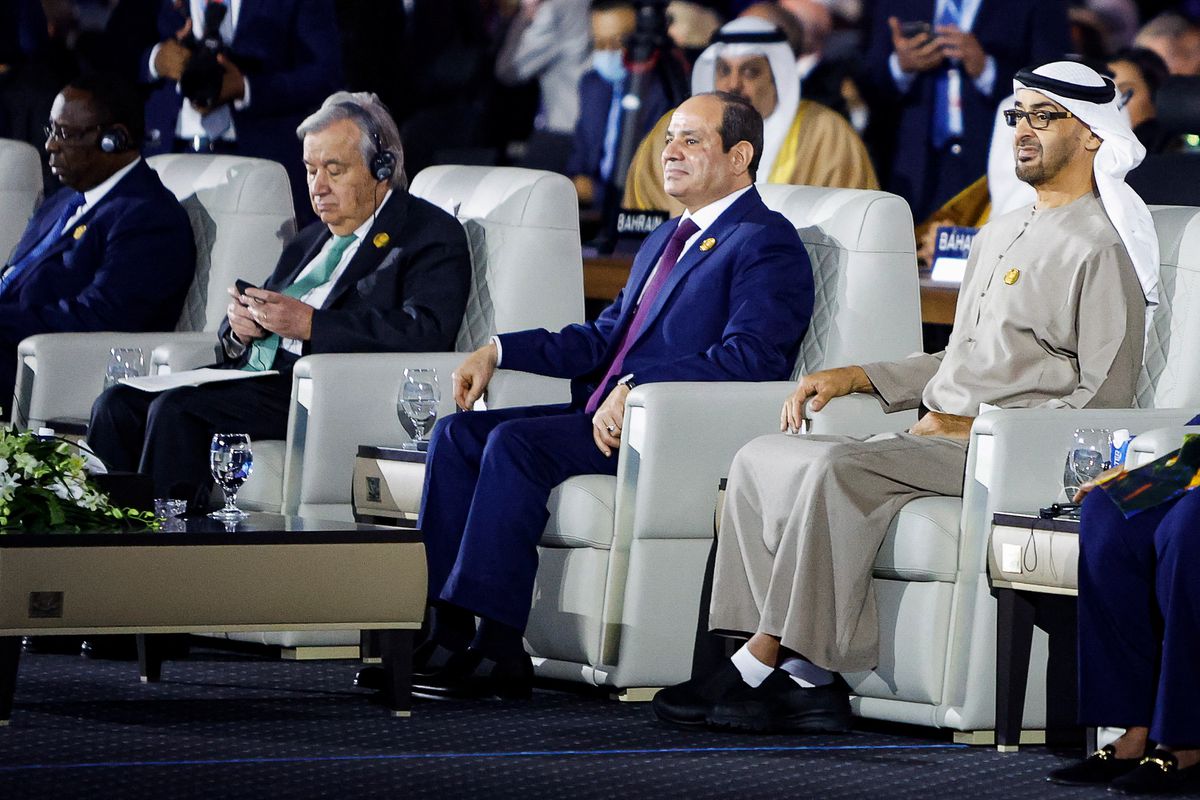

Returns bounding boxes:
[0,159,194,344]
[140,0,343,214]
[498,187,814,406]
[216,189,471,372]
[864,0,1069,217]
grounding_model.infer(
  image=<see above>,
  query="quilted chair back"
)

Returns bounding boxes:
[1137,206,1200,409]
[756,184,922,377]
[147,154,296,332]
[410,165,585,347]
[0,138,42,263]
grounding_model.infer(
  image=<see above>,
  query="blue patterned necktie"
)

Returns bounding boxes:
[932,0,964,149]
[0,192,85,296]
[242,233,357,371]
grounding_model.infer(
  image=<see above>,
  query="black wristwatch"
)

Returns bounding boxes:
[617,374,637,391]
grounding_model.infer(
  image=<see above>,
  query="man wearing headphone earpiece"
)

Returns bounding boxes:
[88,91,472,512]
[0,74,195,419]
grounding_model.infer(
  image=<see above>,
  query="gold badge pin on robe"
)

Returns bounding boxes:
[372,232,390,248]
[72,225,87,240]
[1003,268,1020,285]
[699,237,717,252]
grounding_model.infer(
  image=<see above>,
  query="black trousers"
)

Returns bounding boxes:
[88,374,292,499]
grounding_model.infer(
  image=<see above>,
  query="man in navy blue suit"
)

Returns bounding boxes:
[140,0,343,222]
[387,91,814,700]
[0,75,195,419]
[863,0,1069,221]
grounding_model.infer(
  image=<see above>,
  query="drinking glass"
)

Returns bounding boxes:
[1062,428,1112,499]
[398,368,440,448]
[209,433,253,520]
[104,347,145,389]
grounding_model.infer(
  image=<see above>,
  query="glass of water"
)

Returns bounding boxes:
[1062,428,1112,499]
[104,347,145,389]
[398,368,440,448]
[209,433,253,520]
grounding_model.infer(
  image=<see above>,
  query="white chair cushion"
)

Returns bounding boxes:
[0,138,42,263]
[873,496,962,581]
[237,439,286,513]
[542,475,617,549]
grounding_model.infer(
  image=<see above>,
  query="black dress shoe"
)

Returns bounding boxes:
[79,636,138,660]
[412,640,463,679]
[354,666,387,691]
[1110,752,1200,795]
[707,670,853,733]
[414,649,534,700]
[1047,745,1145,786]
[651,659,747,728]
[22,636,85,655]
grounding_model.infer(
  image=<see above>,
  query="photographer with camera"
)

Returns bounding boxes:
[140,0,344,222]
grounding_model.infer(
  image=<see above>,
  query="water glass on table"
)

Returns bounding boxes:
[104,347,145,389]
[398,368,440,450]
[209,433,254,520]
[1062,428,1113,499]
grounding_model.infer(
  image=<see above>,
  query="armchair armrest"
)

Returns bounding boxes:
[13,332,209,429]
[149,334,221,373]
[804,393,916,436]
[281,352,468,513]
[616,381,795,542]
[1128,425,1200,466]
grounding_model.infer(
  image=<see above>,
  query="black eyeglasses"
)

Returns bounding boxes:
[43,122,102,143]
[1002,109,1076,130]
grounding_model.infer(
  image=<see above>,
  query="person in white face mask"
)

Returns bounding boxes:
[566,0,673,208]
[623,17,878,217]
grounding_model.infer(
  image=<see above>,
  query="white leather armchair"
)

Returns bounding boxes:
[820,205,1200,737]
[201,165,583,652]
[524,185,923,692]
[229,165,585,516]
[0,138,42,264]
[12,154,295,430]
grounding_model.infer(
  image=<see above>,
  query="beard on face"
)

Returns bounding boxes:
[1014,134,1074,186]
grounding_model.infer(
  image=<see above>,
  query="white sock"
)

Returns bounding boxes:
[779,656,834,688]
[730,644,775,688]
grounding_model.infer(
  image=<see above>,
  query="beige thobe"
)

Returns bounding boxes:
[711,192,1146,672]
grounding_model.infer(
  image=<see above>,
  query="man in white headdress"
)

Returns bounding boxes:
[653,60,1151,734]
[623,17,877,216]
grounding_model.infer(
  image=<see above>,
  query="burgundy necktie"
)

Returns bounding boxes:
[585,217,700,413]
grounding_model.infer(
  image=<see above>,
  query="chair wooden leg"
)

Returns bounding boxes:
[137,634,163,683]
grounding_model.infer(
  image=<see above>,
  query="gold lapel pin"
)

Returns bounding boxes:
[372,232,390,248]
[72,225,87,240]
[699,237,717,252]
[1003,268,1021,285]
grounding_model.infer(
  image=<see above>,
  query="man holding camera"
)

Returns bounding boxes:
[863,0,1069,221]
[140,0,344,221]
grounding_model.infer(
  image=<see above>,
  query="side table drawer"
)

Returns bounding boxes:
[989,513,1080,595]
[353,448,427,525]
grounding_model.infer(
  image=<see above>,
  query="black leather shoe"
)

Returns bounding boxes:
[651,659,747,728]
[1110,752,1200,795]
[79,636,138,660]
[412,640,464,679]
[414,649,534,700]
[707,670,852,733]
[354,666,387,691]
[1047,745,1144,786]
[22,636,84,655]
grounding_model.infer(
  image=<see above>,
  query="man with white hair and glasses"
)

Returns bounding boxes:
[654,60,1152,735]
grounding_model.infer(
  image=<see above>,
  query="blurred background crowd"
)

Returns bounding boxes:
[3,0,1199,241]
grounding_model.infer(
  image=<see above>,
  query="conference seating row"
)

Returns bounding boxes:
[5,138,1200,742]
